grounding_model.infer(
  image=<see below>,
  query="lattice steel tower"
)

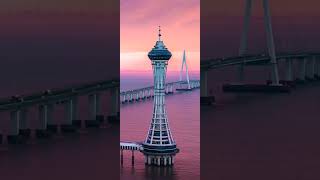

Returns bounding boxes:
[142,26,179,166]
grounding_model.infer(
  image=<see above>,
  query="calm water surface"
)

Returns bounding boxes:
[120,72,200,180]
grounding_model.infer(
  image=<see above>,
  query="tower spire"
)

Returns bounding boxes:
[158,26,162,41]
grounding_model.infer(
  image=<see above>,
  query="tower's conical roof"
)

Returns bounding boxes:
[148,26,172,61]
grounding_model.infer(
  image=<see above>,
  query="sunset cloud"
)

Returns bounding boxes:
[121,0,199,72]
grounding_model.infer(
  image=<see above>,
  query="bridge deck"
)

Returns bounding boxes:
[120,80,200,94]
[0,79,119,111]
[201,52,320,70]
[120,141,143,151]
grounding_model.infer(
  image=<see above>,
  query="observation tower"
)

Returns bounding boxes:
[141,27,179,166]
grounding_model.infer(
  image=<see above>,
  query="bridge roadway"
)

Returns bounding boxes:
[201,52,320,70]
[120,80,200,103]
[120,141,143,165]
[0,79,119,111]
[200,52,320,104]
[0,79,120,143]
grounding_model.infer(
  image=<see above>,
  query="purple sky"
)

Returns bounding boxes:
[201,0,320,59]
[0,0,119,97]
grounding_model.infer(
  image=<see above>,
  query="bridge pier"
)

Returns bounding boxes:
[297,58,307,83]
[65,98,77,125]
[9,110,20,136]
[45,104,54,126]
[125,93,128,102]
[311,56,318,79]
[83,94,102,128]
[148,89,152,98]
[7,110,22,144]
[200,71,215,105]
[61,99,76,131]
[39,105,48,130]
[121,93,125,103]
[36,104,54,137]
[108,87,120,123]
[18,109,28,136]
[316,56,320,79]
[142,90,145,99]
[124,93,127,103]
[305,57,315,80]
[136,91,139,101]
[285,58,293,81]
[129,92,133,102]
[89,94,100,120]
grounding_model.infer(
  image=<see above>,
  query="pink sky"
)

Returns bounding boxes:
[120,0,199,72]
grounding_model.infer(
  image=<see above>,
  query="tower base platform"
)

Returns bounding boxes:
[223,83,291,93]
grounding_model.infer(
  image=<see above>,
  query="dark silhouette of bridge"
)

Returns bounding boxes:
[200,0,320,105]
[0,79,119,146]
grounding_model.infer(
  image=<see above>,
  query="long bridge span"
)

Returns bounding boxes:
[200,0,320,105]
[200,52,320,104]
[0,79,120,145]
[120,80,200,104]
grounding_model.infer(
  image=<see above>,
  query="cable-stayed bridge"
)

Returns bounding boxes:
[200,0,320,105]
[120,50,200,104]
[0,79,120,146]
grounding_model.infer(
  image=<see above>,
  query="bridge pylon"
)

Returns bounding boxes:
[178,50,191,90]
[238,0,279,85]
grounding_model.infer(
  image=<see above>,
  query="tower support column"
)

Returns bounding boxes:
[147,156,151,165]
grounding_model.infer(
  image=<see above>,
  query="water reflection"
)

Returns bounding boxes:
[144,166,177,180]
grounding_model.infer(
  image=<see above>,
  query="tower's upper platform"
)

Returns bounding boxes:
[148,27,172,61]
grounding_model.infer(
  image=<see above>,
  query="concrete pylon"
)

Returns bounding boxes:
[238,0,252,82]
[263,0,280,85]
[239,0,280,85]
[180,50,191,89]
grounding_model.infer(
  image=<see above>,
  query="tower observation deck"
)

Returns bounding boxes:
[141,27,179,166]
